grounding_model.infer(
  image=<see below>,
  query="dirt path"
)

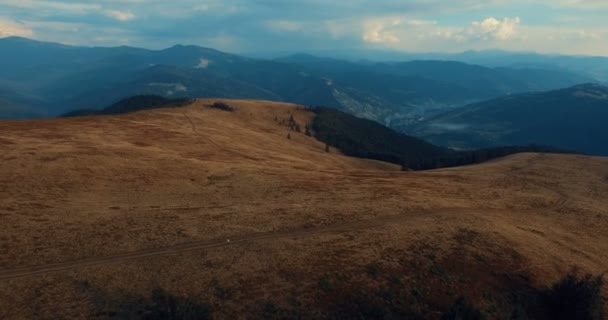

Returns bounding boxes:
[0,154,574,281]
[0,211,436,281]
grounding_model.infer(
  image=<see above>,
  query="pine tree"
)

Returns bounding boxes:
[305,125,312,137]
[325,143,330,153]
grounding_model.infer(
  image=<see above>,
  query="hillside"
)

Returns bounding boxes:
[311,107,568,170]
[1,99,607,319]
[410,84,608,155]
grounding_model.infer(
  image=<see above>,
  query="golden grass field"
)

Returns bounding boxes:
[0,99,607,318]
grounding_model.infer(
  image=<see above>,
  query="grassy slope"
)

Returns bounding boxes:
[0,99,607,318]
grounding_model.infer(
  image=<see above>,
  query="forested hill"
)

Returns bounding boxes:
[311,107,569,170]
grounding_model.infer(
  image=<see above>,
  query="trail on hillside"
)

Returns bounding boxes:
[0,211,430,280]
[0,181,572,281]
[0,155,574,281]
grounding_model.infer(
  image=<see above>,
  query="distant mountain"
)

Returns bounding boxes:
[409,83,608,155]
[0,37,596,122]
[51,65,281,112]
[275,53,368,73]
[0,84,48,118]
[445,50,608,82]
[372,60,593,98]
[274,55,594,124]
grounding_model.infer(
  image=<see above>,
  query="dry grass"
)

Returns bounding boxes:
[0,99,607,318]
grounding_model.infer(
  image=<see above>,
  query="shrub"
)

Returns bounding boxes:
[305,125,312,136]
[366,263,382,278]
[542,272,604,320]
[106,287,212,320]
[441,297,484,320]
[318,277,334,293]
[209,101,234,112]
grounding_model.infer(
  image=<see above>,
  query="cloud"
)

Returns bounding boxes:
[104,10,135,22]
[0,17,34,38]
[363,18,404,44]
[471,17,521,40]
[547,0,608,9]
[0,0,100,13]
[358,16,522,49]
[0,0,606,55]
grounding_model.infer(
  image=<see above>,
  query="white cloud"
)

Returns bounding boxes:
[0,17,34,38]
[0,0,100,13]
[0,0,606,55]
[471,17,521,40]
[362,18,403,44]
[104,10,136,22]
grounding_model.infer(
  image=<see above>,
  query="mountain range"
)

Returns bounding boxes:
[0,37,594,124]
[3,36,608,156]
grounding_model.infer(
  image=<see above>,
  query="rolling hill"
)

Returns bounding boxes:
[409,83,608,155]
[1,99,606,318]
[62,95,572,170]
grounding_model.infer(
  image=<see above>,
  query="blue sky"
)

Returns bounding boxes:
[0,0,607,55]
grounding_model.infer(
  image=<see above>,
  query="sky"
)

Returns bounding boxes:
[0,0,607,56]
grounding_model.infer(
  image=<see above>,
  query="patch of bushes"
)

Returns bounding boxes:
[138,288,212,320]
[90,287,212,320]
[541,271,604,320]
[441,297,484,320]
[209,101,234,112]
[84,269,604,319]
